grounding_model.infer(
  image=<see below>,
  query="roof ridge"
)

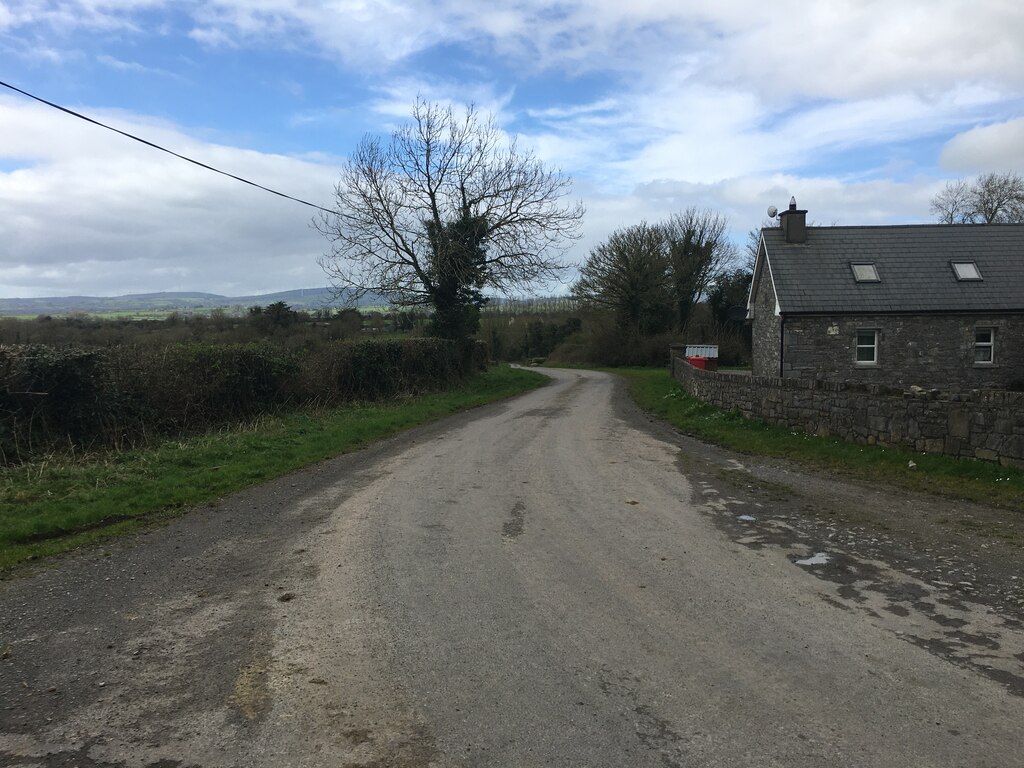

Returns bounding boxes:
[763,223,1024,231]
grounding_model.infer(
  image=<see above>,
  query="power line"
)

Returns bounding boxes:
[0,78,336,215]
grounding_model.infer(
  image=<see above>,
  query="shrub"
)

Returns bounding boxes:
[0,345,107,460]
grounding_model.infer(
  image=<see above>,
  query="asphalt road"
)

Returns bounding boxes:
[2,367,1023,767]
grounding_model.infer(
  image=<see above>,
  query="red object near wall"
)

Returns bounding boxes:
[686,356,719,372]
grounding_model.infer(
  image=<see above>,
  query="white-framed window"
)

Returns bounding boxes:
[856,329,878,365]
[974,327,995,364]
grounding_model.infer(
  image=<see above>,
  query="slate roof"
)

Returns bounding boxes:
[762,224,1024,314]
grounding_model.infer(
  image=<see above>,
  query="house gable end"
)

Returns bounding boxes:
[747,232,781,317]
[749,232,784,378]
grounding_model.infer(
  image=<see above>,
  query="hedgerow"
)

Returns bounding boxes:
[0,338,487,463]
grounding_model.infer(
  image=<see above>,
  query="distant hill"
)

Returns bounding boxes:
[0,288,387,316]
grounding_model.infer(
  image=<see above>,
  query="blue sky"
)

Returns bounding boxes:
[1,0,1023,298]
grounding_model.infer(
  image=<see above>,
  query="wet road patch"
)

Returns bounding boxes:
[679,448,1024,699]
[502,501,526,541]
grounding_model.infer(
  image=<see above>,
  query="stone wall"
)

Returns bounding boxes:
[670,354,1024,468]
[781,314,1024,390]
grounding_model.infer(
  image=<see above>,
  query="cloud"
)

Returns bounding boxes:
[3,0,1023,299]
[97,53,184,79]
[366,78,515,123]
[97,54,149,72]
[9,1,1024,101]
[185,0,447,67]
[713,2,1024,102]
[517,78,1004,197]
[1,0,154,33]
[939,118,1024,173]
[0,97,339,297]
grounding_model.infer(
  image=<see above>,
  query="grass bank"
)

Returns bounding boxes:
[615,367,1024,512]
[1,365,547,571]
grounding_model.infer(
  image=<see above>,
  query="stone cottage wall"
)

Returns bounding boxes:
[670,354,1024,468]
[781,314,1024,390]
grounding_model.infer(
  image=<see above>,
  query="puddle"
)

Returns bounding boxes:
[796,552,831,566]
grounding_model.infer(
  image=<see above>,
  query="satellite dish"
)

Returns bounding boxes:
[767,205,778,218]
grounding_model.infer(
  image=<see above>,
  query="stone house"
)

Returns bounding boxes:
[747,200,1024,389]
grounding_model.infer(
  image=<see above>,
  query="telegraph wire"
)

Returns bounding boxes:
[0,78,336,215]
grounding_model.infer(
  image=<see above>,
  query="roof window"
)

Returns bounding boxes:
[952,262,982,281]
[850,263,879,282]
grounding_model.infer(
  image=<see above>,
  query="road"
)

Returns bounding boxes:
[2,367,1023,767]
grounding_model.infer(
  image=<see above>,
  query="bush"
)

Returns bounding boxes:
[545,314,674,367]
[0,345,108,460]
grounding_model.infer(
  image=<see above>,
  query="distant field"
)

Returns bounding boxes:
[0,287,384,317]
[89,310,193,320]
[0,291,577,319]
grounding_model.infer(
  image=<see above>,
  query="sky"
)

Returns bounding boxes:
[1,0,1023,299]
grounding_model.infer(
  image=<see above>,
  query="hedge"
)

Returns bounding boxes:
[0,338,487,463]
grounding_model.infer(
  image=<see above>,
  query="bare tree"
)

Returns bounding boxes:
[972,171,1024,223]
[664,207,736,330]
[571,222,673,337]
[929,178,974,224]
[316,99,584,339]
[929,172,1024,224]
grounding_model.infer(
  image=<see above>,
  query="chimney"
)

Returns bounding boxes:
[779,196,807,243]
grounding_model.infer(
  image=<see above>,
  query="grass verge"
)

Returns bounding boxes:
[0,365,547,571]
[614,367,1024,512]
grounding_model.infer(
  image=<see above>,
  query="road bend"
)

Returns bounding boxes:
[1,367,1022,767]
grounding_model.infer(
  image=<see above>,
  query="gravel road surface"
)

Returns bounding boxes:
[2,367,1023,767]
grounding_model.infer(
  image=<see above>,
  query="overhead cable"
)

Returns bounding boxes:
[0,78,336,215]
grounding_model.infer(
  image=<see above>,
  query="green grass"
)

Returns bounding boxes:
[614,367,1024,512]
[0,365,547,571]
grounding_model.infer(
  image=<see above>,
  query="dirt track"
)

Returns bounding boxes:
[1,367,1022,767]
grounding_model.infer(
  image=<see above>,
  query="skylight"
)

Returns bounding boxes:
[851,263,879,282]
[952,262,982,281]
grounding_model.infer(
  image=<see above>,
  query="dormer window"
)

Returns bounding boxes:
[952,261,982,281]
[851,263,879,282]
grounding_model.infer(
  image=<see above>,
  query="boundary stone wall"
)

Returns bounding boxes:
[670,351,1024,469]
